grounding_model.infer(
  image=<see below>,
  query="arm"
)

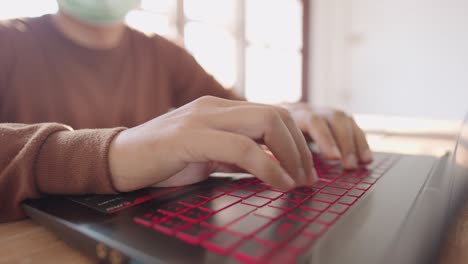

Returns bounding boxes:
[0,123,124,222]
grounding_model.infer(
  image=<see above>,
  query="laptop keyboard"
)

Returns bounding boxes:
[134,152,398,263]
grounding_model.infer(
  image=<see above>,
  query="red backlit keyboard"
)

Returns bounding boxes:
[134,152,398,263]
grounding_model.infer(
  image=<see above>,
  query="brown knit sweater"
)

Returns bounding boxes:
[0,15,238,222]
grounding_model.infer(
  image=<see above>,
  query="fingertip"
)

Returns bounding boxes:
[281,173,296,190]
[344,154,358,169]
[361,149,373,163]
[330,146,342,159]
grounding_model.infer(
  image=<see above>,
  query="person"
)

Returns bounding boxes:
[0,0,372,222]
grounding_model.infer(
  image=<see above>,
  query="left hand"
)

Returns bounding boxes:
[282,102,373,169]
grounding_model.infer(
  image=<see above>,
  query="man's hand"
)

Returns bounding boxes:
[283,102,372,169]
[108,96,316,192]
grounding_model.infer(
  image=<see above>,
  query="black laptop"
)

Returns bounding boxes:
[22,115,468,264]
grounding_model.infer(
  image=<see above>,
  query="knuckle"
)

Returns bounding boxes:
[262,108,280,126]
[194,95,216,106]
[331,110,348,121]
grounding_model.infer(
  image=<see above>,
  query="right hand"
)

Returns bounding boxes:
[108,96,317,192]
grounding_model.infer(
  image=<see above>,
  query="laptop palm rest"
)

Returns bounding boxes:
[303,155,436,264]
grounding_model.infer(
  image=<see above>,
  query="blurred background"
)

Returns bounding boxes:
[1,0,467,120]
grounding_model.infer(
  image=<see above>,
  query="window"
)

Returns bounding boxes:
[1,0,307,104]
[127,0,307,104]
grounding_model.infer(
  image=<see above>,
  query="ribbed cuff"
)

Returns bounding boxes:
[35,127,126,195]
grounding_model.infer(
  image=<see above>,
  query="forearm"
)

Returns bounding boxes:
[0,123,124,222]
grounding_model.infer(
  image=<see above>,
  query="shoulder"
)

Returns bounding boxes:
[127,26,188,56]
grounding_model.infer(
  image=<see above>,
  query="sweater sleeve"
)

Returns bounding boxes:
[153,35,244,107]
[0,123,125,222]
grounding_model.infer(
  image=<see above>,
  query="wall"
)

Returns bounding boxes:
[309,0,468,120]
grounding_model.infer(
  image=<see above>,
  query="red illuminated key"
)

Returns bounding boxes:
[347,189,365,197]
[203,203,256,228]
[330,181,354,190]
[361,177,377,184]
[287,233,315,253]
[178,208,212,222]
[268,198,298,210]
[229,189,255,198]
[321,187,347,196]
[293,186,318,195]
[338,176,361,184]
[338,195,357,205]
[227,214,271,236]
[215,184,237,193]
[257,190,283,200]
[304,222,327,237]
[134,211,168,227]
[266,250,298,264]
[158,203,189,216]
[255,217,306,244]
[288,208,320,222]
[313,193,339,203]
[198,190,224,199]
[301,200,330,212]
[153,217,189,235]
[242,196,270,207]
[243,183,267,192]
[316,212,339,225]
[234,239,274,263]
[312,181,328,189]
[328,203,349,214]
[178,196,207,207]
[355,183,372,190]
[176,224,215,245]
[202,231,242,254]
[200,195,241,212]
[282,192,309,203]
[254,206,287,220]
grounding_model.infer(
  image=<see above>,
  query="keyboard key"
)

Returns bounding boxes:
[176,223,215,244]
[235,240,274,263]
[202,231,242,254]
[282,192,310,203]
[200,195,241,212]
[254,206,287,220]
[312,181,328,189]
[228,178,254,187]
[227,214,271,236]
[338,176,361,184]
[215,184,237,193]
[203,203,256,228]
[288,208,320,222]
[330,181,355,190]
[157,203,189,216]
[347,189,365,197]
[241,196,270,207]
[257,190,283,200]
[301,200,330,212]
[321,187,347,196]
[178,208,212,222]
[316,212,339,225]
[287,233,315,252]
[255,217,306,245]
[197,190,223,199]
[153,217,189,235]
[304,222,327,237]
[338,195,358,205]
[134,211,168,227]
[355,183,372,190]
[243,183,267,192]
[229,189,255,198]
[268,198,298,210]
[178,196,208,207]
[361,177,377,184]
[293,186,318,195]
[313,193,340,203]
[328,203,349,214]
[266,250,298,264]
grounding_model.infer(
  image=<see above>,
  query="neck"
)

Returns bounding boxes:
[52,11,126,50]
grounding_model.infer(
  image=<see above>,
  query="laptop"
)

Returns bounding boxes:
[22,115,468,264]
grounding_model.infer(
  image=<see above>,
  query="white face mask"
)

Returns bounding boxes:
[57,0,140,26]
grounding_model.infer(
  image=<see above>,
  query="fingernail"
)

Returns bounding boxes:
[331,146,342,159]
[298,168,306,183]
[361,149,373,163]
[282,173,296,189]
[345,154,358,168]
[310,168,319,184]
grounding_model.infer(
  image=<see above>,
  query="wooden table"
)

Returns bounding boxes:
[1,115,466,264]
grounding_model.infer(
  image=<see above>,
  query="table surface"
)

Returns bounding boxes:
[1,115,467,264]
